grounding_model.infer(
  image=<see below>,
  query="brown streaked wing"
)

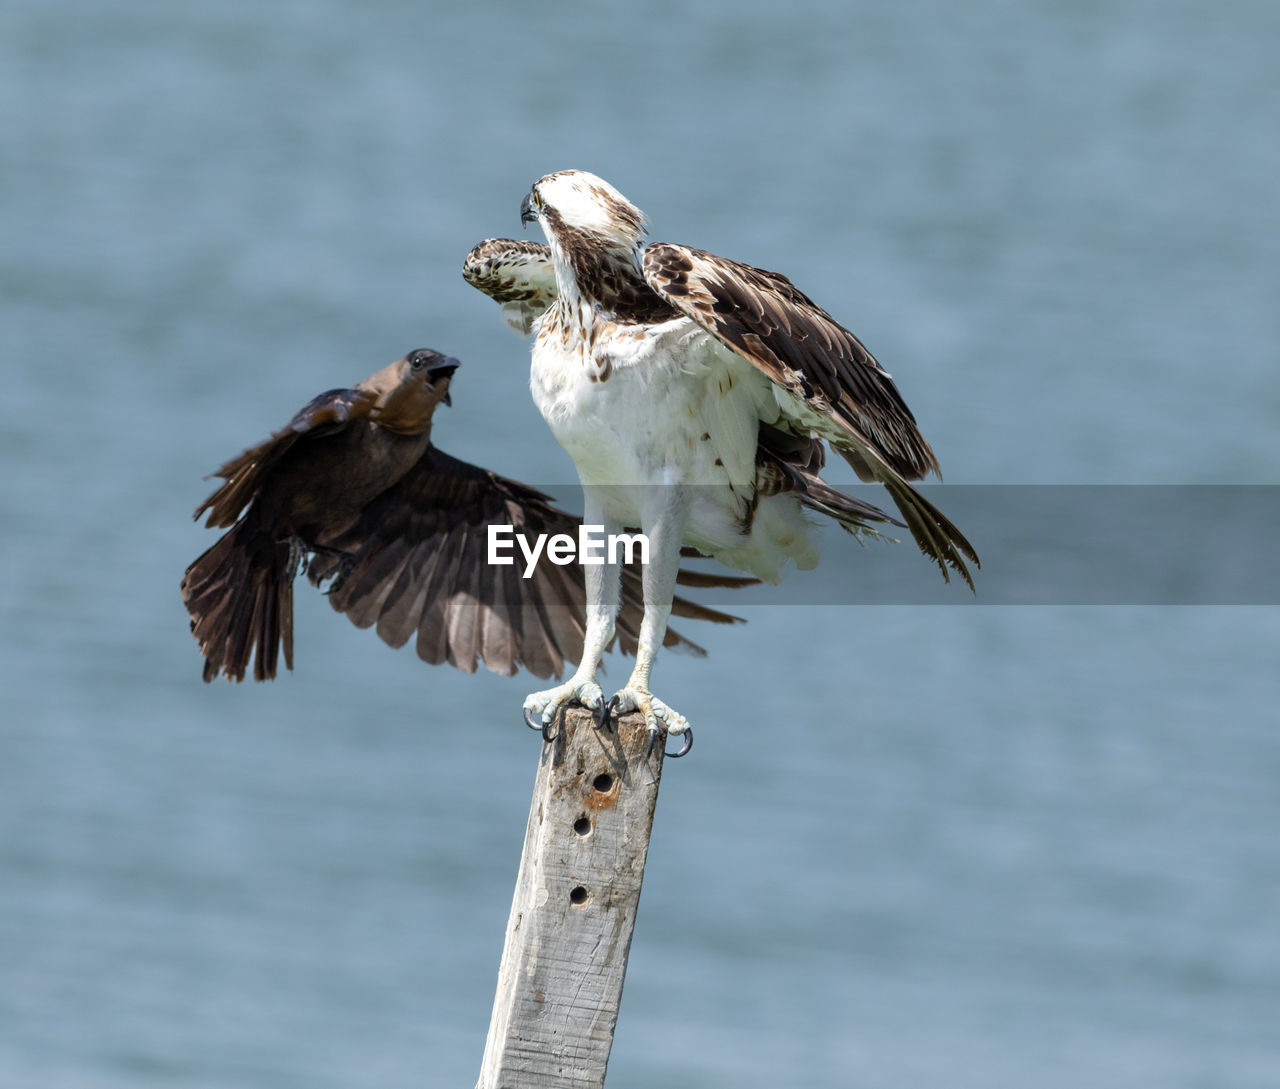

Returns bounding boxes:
[641,243,940,482]
[643,244,979,589]
[462,238,558,334]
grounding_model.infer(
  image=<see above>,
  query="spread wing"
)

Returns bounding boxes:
[308,446,756,679]
[194,387,376,528]
[462,238,558,334]
[642,244,938,478]
[642,243,978,588]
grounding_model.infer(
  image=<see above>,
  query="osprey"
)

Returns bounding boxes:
[464,170,978,750]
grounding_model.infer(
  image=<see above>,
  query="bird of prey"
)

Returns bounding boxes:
[463,170,978,747]
[181,348,753,686]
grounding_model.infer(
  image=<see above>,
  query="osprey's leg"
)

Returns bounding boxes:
[607,486,693,752]
[522,494,622,728]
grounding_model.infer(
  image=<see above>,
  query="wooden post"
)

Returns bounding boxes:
[476,707,666,1089]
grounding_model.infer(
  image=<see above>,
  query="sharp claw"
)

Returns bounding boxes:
[596,694,620,732]
[665,726,693,759]
[524,705,560,743]
[327,554,357,596]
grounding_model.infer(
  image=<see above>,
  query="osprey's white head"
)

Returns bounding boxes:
[520,170,648,251]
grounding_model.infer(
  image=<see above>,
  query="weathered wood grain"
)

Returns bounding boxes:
[476,707,666,1089]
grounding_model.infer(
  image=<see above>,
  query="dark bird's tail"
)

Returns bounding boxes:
[181,519,295,682]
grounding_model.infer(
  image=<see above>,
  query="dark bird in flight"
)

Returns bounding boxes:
[181,348,754,685]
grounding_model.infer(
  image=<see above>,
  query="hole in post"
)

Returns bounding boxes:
[592,773,614,793]
[569,885,589,906]
[573,816,592,836]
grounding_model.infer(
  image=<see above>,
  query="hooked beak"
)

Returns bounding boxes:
[520,191,537,227]
[429,358,460,407]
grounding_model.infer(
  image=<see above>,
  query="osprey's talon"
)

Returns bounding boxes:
[523,678,604,741]
[524,704,560,742]
[645,722,694,759]
[666,726,693,758]
[645,723,660,760]
[596,694,620,733]
[609,687,693,760]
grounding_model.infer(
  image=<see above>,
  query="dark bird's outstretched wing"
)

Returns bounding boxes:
[642,243,979,588]
[193,388,376,528]
[308,446,756,679]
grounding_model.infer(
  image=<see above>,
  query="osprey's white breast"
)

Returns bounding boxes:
[531,308,765,488]
[528,303,818,579]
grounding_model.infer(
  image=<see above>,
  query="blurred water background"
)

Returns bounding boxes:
[3,0,1279,1086]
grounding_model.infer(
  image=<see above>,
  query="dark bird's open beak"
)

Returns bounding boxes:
[430,358,460,407]
[520,191,537,226]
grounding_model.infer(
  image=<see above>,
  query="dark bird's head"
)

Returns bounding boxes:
[364,348,460,434]
[406,347,461,404]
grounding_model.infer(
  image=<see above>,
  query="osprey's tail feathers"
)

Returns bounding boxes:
[758,446,900,542]
[824,430,979,591]
[877,473,980,592]
[181,518,295,682]
[796,477,903,542]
